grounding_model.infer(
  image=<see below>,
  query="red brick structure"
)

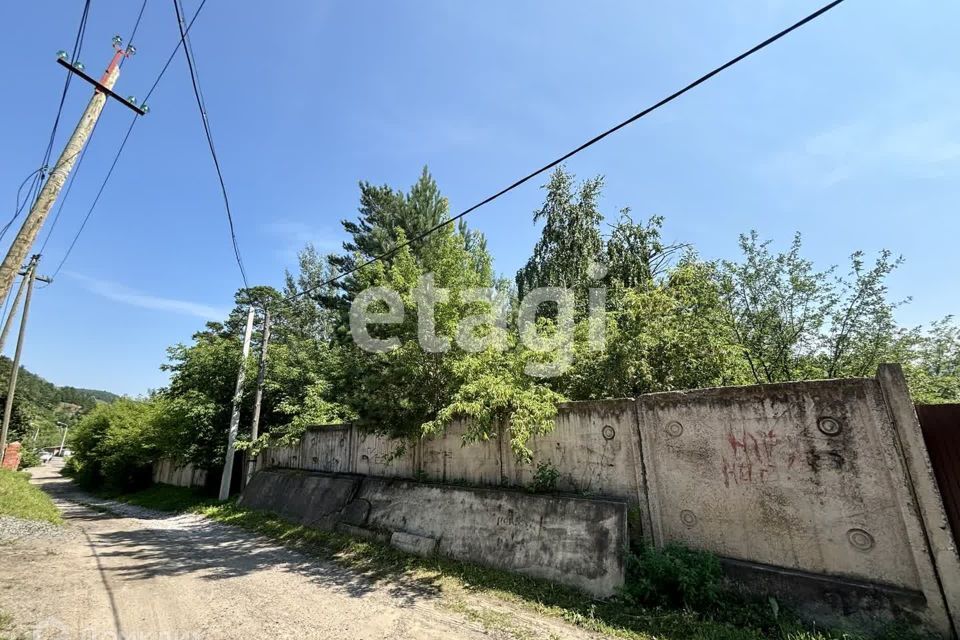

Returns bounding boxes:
[1,442,21,471]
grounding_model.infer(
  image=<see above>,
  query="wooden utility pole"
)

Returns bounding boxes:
[0,39,145,309]
[0,256,50,465]
[245,308,271,484]
[219,306,256,500]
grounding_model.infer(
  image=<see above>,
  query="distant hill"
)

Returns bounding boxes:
[56,385,120,407]
[0,356,118,448]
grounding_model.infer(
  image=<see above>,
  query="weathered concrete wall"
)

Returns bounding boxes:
[240,469,362,529]
[257,400,644,503]
[503,400,646,504]
[637,376,954,634]
[249,367,960,635]
[240,468,627,597]
[877,365,960,634]
[152,459,207,489]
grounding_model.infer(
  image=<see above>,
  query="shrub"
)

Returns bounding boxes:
[17,448,41,470]
[623,543,723,611]
[70,399,161,491]
[531,460,560,493]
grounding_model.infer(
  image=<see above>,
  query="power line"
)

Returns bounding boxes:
[173,0,250,290]
[123,0,149,63]
[2,1,91,245]
[39,123,102,256]
[39,1,147,260]
[47,1,209,280]
[286,0,847,303]
[142,0,209,105]
[0,169,44,242]
[49,120,135,280]
[41,0,92,171]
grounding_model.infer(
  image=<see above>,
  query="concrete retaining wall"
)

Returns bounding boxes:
[240,468,627,597]
[247,366,960,635]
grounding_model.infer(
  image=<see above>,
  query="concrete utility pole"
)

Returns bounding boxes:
[0,268,31,354]
[0,256,50,465]
[57,424,69,457]
[245,308,271,484]
[219,306,256,500]
[0,38,145,310]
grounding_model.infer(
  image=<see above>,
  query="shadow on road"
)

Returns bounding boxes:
[33,465,442,608]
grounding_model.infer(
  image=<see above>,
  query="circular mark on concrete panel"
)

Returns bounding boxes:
[680,510,698,528]
[665,421,684,437]
[847,528,875,552]
[817,417,842,436]
[602,425,616,440]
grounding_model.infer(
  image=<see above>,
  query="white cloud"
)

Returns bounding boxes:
[766,75,960,188]
[66,273,227,320]
[771,115,960,188]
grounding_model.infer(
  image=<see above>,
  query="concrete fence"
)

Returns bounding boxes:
[147,365,958,633]
[152,458,207,489]
[239,364,960,635]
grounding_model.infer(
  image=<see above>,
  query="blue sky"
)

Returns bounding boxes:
[0,0,957,396]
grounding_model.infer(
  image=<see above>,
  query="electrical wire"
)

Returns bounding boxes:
[47,1,209,280]
[39,0,146,258]
[285,0,847,303]
[123,0,149,64]
[2,1,91,247]
[0,169,44,242]
[172,0,250,289]
[0,275,18,338]
[38,126,98,256]
[41,0,91,171]
[49,120,135,280]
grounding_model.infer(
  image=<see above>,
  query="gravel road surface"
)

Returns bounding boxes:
[1,463,595,640]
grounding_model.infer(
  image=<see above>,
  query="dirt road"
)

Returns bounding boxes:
[1,464,594,640]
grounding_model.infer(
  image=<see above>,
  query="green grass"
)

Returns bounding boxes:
[0,469,61,524]
[0,610,14,640]
[113,483,921,640]
[107,484,217,512]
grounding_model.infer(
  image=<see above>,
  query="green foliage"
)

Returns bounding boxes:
[100,162,959,492]
[339,222,562,455]
[531,460,560,493]
[565,257,749,399]
[0,469,61,524]
[331,166,451,284]
[516,167,603,304]
[69,399,161,490]
[896,316,960,403]
[623,543,724,611]
[721,233,906,383]
[0,357,116,456]
[0,394,32,444]
[17,447,41,470]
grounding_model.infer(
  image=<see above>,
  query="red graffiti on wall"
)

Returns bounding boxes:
[721,428,800,488]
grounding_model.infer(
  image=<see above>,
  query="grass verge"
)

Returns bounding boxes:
[0,469,61,524]
[114,483,919,640]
